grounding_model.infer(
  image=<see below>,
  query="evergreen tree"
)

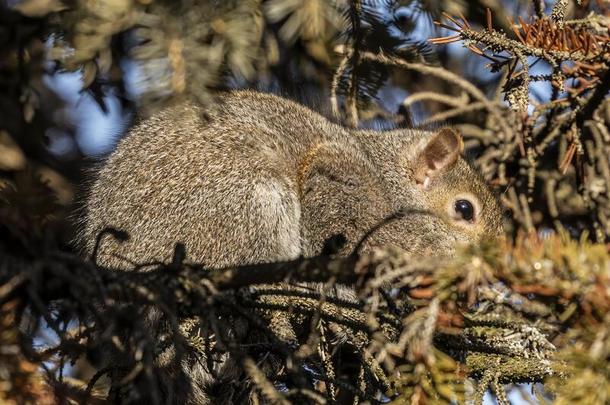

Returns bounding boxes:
[0,0,608,403]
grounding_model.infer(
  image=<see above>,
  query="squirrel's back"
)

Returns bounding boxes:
[83,91,350,268]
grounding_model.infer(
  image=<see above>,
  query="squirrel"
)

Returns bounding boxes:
[84,90,502,269]
[81,90,503,403]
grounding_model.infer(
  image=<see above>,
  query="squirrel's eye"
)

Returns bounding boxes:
[454,199,474,222]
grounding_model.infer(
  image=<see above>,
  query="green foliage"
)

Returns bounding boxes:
[546,322,610,404]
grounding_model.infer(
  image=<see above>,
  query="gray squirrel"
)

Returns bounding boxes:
[81,90,503,403]
[84,90,502,268]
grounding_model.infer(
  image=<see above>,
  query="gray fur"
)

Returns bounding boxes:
[84,90,502,268]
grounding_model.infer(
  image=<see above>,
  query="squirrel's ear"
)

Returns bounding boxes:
[414,128,463,188]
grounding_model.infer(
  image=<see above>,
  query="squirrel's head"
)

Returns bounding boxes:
[299,126,504,258]
[405,127,504,244]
